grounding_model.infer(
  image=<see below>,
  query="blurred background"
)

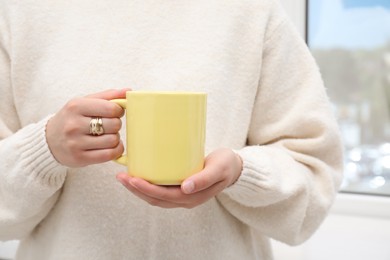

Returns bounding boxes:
[308,0,390,196]
[274,0,390,259]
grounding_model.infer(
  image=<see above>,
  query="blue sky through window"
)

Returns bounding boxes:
[308,0,390,49]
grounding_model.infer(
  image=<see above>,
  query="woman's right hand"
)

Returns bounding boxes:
[45,89,129,167]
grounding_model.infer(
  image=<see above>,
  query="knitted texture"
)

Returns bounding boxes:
[0,1,343,259]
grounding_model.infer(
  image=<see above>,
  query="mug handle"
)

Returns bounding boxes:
[111,99,127,166]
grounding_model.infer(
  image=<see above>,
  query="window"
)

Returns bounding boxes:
[307,0,390,196]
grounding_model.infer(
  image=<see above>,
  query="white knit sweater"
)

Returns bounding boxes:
[0,0,343,259]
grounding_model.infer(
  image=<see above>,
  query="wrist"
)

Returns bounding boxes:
[231,149,243,186]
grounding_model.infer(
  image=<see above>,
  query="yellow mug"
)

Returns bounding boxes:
[112,91,207,185]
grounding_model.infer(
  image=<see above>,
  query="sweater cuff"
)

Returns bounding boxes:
[17,115,67,186]
[222,147,276,207]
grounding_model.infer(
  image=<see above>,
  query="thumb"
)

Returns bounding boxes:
[181,165,221,194]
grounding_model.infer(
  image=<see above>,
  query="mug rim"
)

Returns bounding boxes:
[127,91,206,96]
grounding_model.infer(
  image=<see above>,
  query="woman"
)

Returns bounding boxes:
[0,0,343,259]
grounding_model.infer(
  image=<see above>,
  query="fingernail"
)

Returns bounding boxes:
[182,180,195,194]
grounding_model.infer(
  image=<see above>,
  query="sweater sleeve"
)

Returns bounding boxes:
[217,14,344,245]
[0,3,67,241]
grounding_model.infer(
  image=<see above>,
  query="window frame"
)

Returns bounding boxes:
[305,0,390,197]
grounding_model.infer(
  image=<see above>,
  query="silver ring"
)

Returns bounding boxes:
[89,117,104,136]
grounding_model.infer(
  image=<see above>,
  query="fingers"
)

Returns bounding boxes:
[86,88,130,100]
[84,134,121,150]
[67,98,125,118]
[114,148,243,209]
[116,174,183,209]
[117,174,225,209]
[46,89,130,167]
[81,142,124,165]
[65,88,130,118]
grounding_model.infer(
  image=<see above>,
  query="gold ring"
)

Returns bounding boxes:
[89,117,104,136]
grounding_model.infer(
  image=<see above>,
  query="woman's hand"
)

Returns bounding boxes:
[116,148,243,209]
[46,89,129,167]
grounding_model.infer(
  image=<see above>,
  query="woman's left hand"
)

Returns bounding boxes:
[116,148,243,209]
